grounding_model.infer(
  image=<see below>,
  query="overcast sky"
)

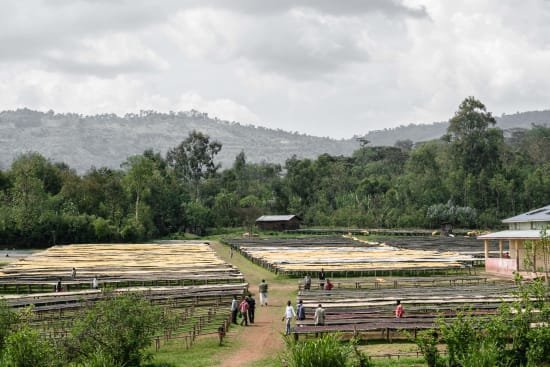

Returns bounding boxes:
[1,0,549,138]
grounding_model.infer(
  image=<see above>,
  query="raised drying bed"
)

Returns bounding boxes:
[226,237,477,276]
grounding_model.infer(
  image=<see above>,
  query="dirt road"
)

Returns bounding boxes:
[210,241,296,367]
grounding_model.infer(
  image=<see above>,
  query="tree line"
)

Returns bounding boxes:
[1,97,549,247]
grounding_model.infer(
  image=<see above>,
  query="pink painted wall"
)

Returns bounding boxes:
[486,258,517,275]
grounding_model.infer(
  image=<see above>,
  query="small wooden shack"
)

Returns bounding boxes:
[478,205,550,277]
[255,215,302,231]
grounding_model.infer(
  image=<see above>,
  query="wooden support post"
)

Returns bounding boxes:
[515,240,520,271]
[484,240,489,261]
[499,240,503,258]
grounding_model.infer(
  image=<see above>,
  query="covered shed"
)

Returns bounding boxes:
[478,205,550,276]
[255,215,302,231]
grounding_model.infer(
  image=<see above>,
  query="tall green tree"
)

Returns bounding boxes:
[166,130,222,200]
[122,155,154,223]
[445,97,503,175]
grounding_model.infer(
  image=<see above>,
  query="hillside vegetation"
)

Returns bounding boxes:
[0,109,358,173]
[360,110,550,146]
[0,97,549,246]
[2,108,549,173]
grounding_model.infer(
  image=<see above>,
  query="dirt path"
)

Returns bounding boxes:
[210,241,297,367]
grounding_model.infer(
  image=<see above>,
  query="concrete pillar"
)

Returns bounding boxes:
[484,240,489,260]
[499,240,503,258]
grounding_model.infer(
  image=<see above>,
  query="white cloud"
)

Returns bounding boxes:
[43,33,169,77]
[177,92,259,124]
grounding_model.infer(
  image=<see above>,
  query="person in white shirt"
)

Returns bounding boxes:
[259,279,268,306]
[230,296,239,324]
[283,300,297,335]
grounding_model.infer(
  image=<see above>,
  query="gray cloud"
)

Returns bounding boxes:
[238,16,370,79]
[42,57,163,78]
[0,0,423,79]
[183,0,427,17]
[1,1,550,140]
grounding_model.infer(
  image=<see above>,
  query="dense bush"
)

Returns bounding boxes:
[0,295,165,367]
[0,326,61,367]
[415,279,550,367]
[66,294,164,367]
[283,334,372,367]
[0,301,19,350]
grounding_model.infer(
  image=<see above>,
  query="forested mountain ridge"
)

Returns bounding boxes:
[2,108,549,173]
[1,98,549,246]
[0,109,359,172]
[359,110,550,146]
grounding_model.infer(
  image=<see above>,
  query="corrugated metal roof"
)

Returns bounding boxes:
[502,204,550,223]
[256,215,299,222]
[478,230,543,240]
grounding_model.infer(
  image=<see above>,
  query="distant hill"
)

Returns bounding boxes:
[360,110,550,146]
[0,109,359,172]
[1,108,549,173]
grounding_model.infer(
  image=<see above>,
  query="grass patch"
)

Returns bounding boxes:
[246,355,282,367]
[146,335,240,367]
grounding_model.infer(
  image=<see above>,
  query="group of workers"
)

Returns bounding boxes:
[53,268,100,292]
[230,279,269,326]
[230,270,405,337]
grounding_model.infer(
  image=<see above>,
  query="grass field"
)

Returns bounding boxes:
[146,337,240,367]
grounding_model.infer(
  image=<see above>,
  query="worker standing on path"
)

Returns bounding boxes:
[283,300,296,335]
[239,297,249,326]
[247,294,256,323]
[231,296,239,324]
[259,279,268,306]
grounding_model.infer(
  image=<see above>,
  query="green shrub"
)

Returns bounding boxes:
[0,300,19,349]
[67,294,163,367]
[73,348,120,367]
[0,326,62,367]
[439,312,479,367]
[413,330,442,367]
[526,324,550,366]
[92,217,118,242]
[282,334,373,367]
[457,340,503,367]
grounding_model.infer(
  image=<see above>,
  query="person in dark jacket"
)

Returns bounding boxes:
[297,299,306,321]
[247,295,256,324]
[318,268,326,289]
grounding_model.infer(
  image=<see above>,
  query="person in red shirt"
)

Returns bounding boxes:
[324,279,334,291]
[239,297,249,326]
[395,300,404,318]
